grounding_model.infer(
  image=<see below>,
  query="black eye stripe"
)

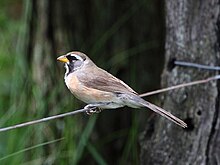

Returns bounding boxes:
[67,55,77,61]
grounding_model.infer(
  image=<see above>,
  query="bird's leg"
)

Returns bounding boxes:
[84,103,109,115]
[84,105,102,115]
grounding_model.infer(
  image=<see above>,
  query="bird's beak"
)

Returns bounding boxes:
[57,55,69,63]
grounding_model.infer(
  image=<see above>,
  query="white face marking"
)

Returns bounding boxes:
[64,63,69,79]
[63,53,85,79]
[68,53,84,61]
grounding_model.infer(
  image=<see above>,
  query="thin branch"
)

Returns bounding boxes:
[139,75,220,97]
[0,108,89,132]
[174,61,220,71]
[0,75,220,133]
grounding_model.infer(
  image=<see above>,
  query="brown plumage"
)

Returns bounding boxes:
[57,51,187,128]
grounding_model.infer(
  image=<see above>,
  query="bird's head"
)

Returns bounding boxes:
[57,51,92,77]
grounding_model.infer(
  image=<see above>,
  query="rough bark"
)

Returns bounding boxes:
[140,0,220,165]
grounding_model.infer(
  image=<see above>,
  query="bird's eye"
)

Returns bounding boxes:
[67,55,77,61]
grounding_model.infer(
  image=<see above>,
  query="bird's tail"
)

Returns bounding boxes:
[140,100,187,128]
[121,93,187,128]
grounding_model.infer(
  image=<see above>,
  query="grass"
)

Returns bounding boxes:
[0,0,163,164]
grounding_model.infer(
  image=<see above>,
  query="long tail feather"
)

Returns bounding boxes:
[141,100,187,128]
[118,93,187,128]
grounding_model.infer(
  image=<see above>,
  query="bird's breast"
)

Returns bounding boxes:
[64,74,119,105]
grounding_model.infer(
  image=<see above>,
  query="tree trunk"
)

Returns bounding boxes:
[140,0,220,164]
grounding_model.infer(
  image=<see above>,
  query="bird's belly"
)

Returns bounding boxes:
[72,89,124,109]
[65,75,124,109]
[97,102,124,109]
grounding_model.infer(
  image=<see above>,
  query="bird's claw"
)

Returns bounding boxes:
[86,108,102,115]
[84,105,102,115]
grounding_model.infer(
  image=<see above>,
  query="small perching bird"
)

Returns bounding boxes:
[57,51,187,128]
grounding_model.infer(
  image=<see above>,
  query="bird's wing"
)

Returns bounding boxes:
[76,67,138,95]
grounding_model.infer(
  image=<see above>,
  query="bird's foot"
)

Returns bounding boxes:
[86,108,102,115]
[84,104,103,115]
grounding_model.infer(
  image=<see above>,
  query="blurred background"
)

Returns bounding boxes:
[0,0,165,164]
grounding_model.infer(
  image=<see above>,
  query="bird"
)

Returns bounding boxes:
[57,51,187,128]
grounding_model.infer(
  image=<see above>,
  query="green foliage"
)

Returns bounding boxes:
[0,0,163,164]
